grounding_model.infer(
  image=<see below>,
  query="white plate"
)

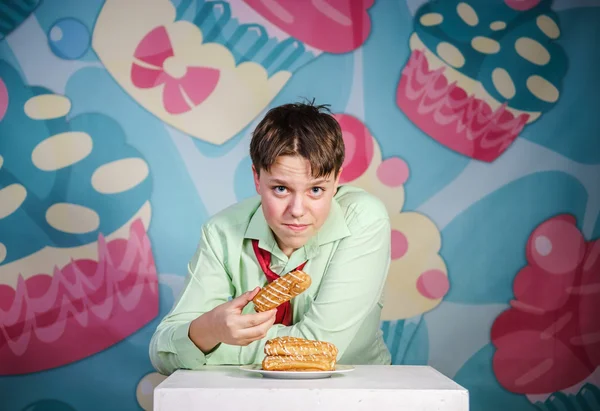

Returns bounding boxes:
[239,364,355,379]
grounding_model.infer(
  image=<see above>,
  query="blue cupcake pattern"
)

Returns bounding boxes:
[413,0,567,113]
[0,60,152,265]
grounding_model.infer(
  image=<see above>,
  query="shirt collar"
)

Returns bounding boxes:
[316,198,351,245]
[244,197,351,261]
[244,204,284,259]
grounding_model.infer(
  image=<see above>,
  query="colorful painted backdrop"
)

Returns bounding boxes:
[1,0,599,410]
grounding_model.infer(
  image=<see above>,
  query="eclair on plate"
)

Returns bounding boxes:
[262,336,338,372]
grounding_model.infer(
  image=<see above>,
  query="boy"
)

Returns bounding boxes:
[149,101,392,374]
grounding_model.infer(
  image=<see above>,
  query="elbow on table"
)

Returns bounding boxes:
[148,336,173,376]
[147,323,198,376]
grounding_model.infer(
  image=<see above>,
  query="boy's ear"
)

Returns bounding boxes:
[252,165,261,194]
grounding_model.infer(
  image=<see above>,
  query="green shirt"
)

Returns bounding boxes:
[149,185,392,375]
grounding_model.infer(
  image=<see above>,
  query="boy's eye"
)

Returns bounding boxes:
[311,187,324,195]
[273,186,287,193]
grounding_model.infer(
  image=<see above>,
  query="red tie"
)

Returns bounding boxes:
[251,239,307,326]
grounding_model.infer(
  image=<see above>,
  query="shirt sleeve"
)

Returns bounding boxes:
[207,196,392,365]
[148,224,236,375]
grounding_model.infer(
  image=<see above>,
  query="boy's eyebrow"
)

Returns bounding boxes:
[268,178,330,185]
[268,178,288,185]
[311,178,330,185]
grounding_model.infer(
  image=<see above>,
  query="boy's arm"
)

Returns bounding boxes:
[149,224,235,375]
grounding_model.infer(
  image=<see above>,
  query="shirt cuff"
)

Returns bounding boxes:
[204,341,242,365]
[171,322,208,369]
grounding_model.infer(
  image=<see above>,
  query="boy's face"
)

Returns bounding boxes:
[253,155,341,257]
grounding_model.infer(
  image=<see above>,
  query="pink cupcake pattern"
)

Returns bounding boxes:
[491,214,600,395]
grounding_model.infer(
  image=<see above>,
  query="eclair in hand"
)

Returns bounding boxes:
[252,270,311,312]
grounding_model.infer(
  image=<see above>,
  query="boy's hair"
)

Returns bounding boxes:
[249,99,345,178]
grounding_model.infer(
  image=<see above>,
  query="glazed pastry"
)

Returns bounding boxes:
[262,354,336,372]
[252,270,311,312]
[264,337,338,358]
[262,336,338,372]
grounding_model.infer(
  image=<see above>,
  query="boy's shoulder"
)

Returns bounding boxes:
[203,195,261,233]
[334,185,389,224]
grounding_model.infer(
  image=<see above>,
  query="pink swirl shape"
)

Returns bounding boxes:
[0,220,158,375]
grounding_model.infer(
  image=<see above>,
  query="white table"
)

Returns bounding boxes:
[154,365,469,410]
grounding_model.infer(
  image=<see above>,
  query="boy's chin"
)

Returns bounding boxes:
[275,233,313,251]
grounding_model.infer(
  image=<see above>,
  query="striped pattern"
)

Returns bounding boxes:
[264,336,338,358]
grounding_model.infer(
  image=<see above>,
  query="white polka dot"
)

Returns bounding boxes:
[0,243,6,264]
[490,21,506,31]
[492,68,516,99]
[420,13,443,26]
[49,26,63,42]
[535,235,552,256]
[91,158,149,194]
[0,154,3,169]
[537,15,560,39]
[515,37,550,66]
[472,36,500,54]
[46,203,100,234]
[24,94,71,120]
[0,184,26,219]
[527,75,559,103]
[437,42,465,68]
[32,132,92,171]
[457,3,478,27]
